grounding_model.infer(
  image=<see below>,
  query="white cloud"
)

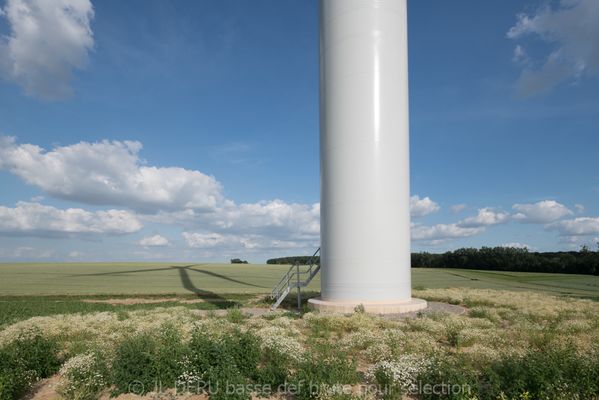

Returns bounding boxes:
[182,231,311,251]
[411,223,484,241]
[450,204,466,214]
[180,201,324,253]
[1,136,498,257]
[410,195,440,217]
[166,200,322,255]
[507,0,599,95]
[152,199,321,240]
[165,195,325,256]
[412,207,511,242]
[512,45,530,64]
[458,208,510,228]
[557,236,599,251]
[574,204,585,213]
[0,201,142,236]
[546,217,599,236]
[139,234,169,247]
[0,136,324,254]
[0,136,223,213]
[501,242,532,250]
[0,0,94,99]
[241,237,307,250]
[211,200,320,236]
[512,200,572,223]
[182,232,227,248]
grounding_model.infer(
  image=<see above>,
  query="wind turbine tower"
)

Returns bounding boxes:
[309,0,427,314]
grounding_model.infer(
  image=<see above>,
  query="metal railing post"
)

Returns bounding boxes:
[270,248,320,310]
[296,263,301,311]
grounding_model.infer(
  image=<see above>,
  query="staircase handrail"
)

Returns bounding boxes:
[270,247,321,310]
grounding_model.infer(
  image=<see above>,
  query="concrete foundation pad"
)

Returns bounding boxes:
[307,297,427,315]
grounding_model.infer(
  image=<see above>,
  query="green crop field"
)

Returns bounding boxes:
[2,263,599,399]
[0,262,299,296]
[0,262,598,298]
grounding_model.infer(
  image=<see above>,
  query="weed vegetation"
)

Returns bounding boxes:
[0,294,250,328]
[0,288,598,399]
[0,328,61,400]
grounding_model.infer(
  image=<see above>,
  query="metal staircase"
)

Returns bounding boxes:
[270,247,320,310]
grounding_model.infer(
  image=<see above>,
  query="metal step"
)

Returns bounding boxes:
[270,286,291,310]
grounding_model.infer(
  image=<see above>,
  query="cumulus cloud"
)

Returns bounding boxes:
[412,207,510,242]
[210,200,320,236]
[0,135,490,256]
[148,199,321,240]
[411,223,484,241]
[0,0,94,99]
[182,232,227,248]
[450,204,466,214]
[0,201,141,236]
[0,136,323,253]
[458,208,510,228]
[182,231,309,251]
[180,200,321,252]
[546,217,599,236]
[512,200,572,223]
[501,242,532,250]
[0,136,223,213]
[410,195,440,217]
[507,0,599,95]
[139,234,169,247]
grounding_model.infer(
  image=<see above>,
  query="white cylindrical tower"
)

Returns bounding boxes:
[309,0,426,313]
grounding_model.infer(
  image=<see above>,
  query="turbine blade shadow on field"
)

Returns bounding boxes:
[67,265,264,289]
[186,267,265,289]
[64,266,178,277]
[63,264,251,309]
[174,266,235,308]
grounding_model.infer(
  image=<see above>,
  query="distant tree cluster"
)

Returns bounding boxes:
[266,246,598,275]
[412,246,599,275]
[266,256,321,265]
[230,258,248,264]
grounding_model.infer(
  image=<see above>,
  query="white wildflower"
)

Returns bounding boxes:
[255,326,304,362]
[57,352,108,400]
[365,355,430,395]
[176,355,203,389]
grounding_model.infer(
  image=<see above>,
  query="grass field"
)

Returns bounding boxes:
[1,263,598,297]
[1,263,599,399]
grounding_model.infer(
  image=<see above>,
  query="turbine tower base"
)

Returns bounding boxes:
[308,297,427,315]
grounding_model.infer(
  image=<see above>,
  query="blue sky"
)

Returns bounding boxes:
[0,0,598,262]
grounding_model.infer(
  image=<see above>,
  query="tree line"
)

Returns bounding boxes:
[266,256,320,265]
[412,246,599,275]
[267,246,599,275]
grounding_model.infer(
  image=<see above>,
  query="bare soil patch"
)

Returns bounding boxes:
[24,375,60,400]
